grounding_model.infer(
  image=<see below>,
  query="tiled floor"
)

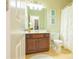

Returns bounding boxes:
[26,48,72,59]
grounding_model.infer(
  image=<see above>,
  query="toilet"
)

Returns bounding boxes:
[30,54,53,59]
[51,33,63,53]
[53,40,63,53]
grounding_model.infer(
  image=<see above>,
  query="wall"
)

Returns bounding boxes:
[10,7,25,31]
[10,0,73,33]
[25,0,72,33]
[25,0,61,33]
[6,5,11,59]
[10,6,25,59]
[10,34,25,59]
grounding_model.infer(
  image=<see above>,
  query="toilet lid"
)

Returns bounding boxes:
[30,54,53,59]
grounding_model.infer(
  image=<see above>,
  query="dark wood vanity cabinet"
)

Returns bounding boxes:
[25,33,50,54]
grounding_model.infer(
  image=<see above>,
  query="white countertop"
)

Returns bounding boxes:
[11,30,49,34]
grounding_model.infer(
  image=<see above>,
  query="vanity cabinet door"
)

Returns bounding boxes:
[38,38,49,51]
[26,39,37,54]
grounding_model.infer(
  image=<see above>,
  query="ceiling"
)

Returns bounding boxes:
[16,0,73,8]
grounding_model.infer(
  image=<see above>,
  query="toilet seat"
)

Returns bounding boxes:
[54,40,63,45]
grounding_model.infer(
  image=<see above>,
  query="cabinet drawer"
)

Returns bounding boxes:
[26,34,31,39]
[32,34,44,38]
[26,34,49,39]
[44,33,50,38]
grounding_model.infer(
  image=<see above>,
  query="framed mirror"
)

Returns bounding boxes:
[27,4,47,30]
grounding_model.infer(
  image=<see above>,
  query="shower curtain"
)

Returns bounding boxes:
[60,5,73,50]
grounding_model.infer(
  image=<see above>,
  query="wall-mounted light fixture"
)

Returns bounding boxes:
[26,3,45,10]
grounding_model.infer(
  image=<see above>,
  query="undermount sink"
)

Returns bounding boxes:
[25,30,49,34]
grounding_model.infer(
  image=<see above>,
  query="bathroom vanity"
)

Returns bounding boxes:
[25,3,49,55]
[25,32,50,55]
